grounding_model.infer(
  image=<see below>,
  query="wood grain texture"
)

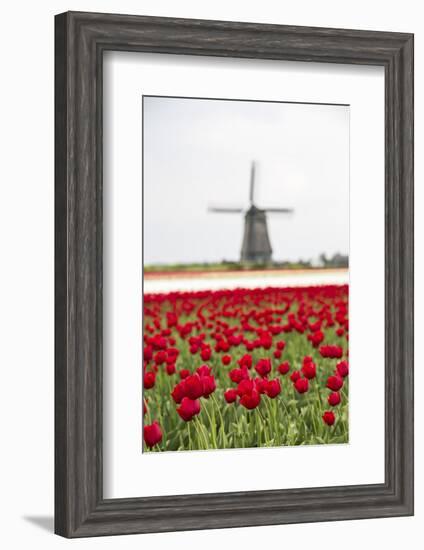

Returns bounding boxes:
[54,11,414,538]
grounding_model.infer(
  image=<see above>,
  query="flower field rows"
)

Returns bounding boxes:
[143,284,349,451]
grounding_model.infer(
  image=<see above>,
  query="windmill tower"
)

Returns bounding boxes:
[208,163,293,264]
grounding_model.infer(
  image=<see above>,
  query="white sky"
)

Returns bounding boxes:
[143,96,349,265]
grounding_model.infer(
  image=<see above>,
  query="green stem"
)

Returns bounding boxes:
[212,393,228,447]
[202,401,217,449]
[187,421,192,451]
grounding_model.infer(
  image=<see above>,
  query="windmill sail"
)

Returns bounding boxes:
[208,206,244,213]
[249,162,256,205]
[262,207,293,213]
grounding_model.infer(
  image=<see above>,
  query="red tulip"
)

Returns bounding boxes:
[255,358,272,378]
[177,397,201,421]
[236,378,253,395]
[237,354,252,369]
[253,377,268,394]
[171,381,186,404]
[179,369,190,379]
[278,361,290,375]
[301,361,316,380]
[323,411,336,426]
[336,360,349,378]
[326,375,344,391]
[144,421,162,447]
[196,364,211,377]
[222,354,232,366]
[201,375,216,398]
[200,348,212,361]
[276,340,286,350]
[319,344,343,359]
[294,377,309,394]
[144,371,156,389]
[144,345,153,362]
[259,332,272,350]
[308,320,322,332]
[328,391,341,406]
[154,350,167,365]
[290,370,301,383]
[166,363,176,375]
[216,339,230,353]
[224,388,238,403]
[240,389,261,410]
[265,378,281,398]
[229,367,248,383]
[166,312,178,328]
[307,330,324,348]
[184,374,204,400]
[273,349,282,359]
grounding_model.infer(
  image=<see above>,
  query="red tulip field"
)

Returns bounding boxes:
[143,284,349,451]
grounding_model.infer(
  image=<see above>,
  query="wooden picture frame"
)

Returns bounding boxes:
[55,11,414,537]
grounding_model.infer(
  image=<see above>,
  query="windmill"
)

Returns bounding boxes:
[208,162,293,264]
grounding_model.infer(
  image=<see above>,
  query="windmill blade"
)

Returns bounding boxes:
[249,162,255,205]
[208,206,244,213]
[263,207,294,213]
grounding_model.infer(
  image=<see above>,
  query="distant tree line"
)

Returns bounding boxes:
[145,252,348,272]
[317,252,349,268]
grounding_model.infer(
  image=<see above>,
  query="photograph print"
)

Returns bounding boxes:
[142,96,349,452]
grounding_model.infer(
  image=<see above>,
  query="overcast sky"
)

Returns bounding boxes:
[143,96,349,265]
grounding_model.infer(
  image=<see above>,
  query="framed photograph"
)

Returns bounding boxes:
[55,11,414,537]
